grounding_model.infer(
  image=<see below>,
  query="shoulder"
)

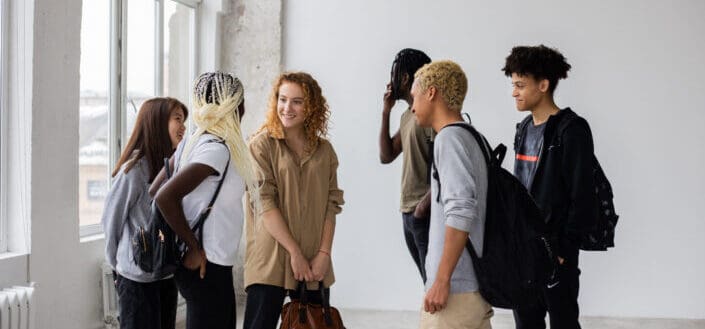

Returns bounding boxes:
[249,130,276,151]
[559,110,592,139]
[120,157,149,183]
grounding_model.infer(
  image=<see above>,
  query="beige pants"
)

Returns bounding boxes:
[419,291,494,329]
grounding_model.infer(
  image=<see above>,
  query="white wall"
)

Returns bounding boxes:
[283,0,705,319]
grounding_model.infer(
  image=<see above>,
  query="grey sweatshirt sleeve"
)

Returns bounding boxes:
[101,169,142,270]
[435,129,483,233]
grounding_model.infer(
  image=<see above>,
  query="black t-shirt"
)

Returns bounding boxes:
[515,121,546,190]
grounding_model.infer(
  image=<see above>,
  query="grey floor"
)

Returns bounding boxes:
[176,308,705,329]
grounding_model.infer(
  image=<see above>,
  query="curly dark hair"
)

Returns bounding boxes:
[502,45,571,94]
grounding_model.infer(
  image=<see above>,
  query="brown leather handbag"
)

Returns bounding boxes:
[280,282,345,329]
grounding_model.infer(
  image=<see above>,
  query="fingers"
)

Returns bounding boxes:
[423,294,445,314]
[199,251,207,279]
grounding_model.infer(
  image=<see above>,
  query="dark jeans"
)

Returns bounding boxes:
[513,249,582,329]
[402,211,430,283]
[115,275,177,329]
[243,284,330,329]
[174,262,236,329]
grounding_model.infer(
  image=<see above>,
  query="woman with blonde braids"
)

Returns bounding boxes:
[154,72,259,329]
[243,72,344,329]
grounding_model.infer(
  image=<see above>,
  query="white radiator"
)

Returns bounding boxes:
[101,263,186,329]
[0,284,36,329]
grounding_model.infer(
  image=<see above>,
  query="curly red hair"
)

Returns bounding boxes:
[258,72,330,150]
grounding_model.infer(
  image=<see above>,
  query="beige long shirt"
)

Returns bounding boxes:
[399,108,435,213]
[244,131,344,290]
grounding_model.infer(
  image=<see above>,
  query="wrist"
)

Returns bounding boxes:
[318,248,331,257]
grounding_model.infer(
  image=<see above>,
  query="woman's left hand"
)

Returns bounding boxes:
[310,251,331,282]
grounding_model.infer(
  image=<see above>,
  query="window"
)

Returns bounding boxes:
[79,0,199,237]
[0,0,8,251]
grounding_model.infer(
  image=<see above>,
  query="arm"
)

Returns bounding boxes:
[311,144,344,281]
[260,208,313,282]
[102,171,138,270]
[155,162,217,278]
[379,83,403,163]
[148,155,175,198]
[559,120,599,258]
[311,218,336,282]
[424,131,483,313]
[424,226,469,314]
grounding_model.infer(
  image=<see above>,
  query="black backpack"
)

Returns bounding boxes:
[133,158,180,278]
[133,141,230,278]
[432,123,557,309]
[553,114,618,251]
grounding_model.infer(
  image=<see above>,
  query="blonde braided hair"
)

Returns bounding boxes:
[180,72,261,213]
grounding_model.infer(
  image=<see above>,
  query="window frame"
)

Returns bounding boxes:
[79,0,201,238]
[0,0,9,252]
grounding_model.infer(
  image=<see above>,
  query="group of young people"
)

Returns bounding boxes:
[103,71,343,329]
[382,45,595,329]
[102,43,597,329]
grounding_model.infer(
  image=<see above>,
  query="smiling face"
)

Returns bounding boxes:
[511,73,549,112]
[168,107,186,149]
[277,81,307,130]
[410,80,433,127]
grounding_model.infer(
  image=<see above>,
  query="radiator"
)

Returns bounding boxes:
[101,263,186,329]
[0,284,36,329]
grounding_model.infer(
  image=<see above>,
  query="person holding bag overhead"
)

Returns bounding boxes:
[153,72,261,329]
[102,97,187,329]
[243,72,345,329]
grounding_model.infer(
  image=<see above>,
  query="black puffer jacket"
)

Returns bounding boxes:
[514,108,599,258]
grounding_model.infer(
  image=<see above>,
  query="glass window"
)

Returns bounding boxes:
[0,0,7,251]
[164,0,194,106]
[78,0,198,236]
[79,0,111,229]
[125,0,157,139]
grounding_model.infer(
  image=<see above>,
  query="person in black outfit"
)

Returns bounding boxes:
[503,45,599,329]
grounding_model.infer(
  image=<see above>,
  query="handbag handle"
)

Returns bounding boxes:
[294,281,333,325]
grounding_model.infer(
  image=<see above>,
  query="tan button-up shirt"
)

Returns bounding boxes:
[244,131,344,290]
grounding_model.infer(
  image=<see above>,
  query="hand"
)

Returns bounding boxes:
[413,203,430,220]
[383,83,395,114]
[557,256,565,265]
[183,247,207,279]
[310,251,331,282]
[290,250,314,282]
[424,279,450,314]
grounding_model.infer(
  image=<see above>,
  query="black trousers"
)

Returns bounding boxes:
[174,262,236,329]
[513,249,582,329]
[115,275,177,329]
[402,212,430,283]
[242,284,330,329]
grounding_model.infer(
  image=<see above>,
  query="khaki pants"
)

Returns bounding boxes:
[419,291,494,329]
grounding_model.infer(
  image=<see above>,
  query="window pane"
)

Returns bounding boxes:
[79,0,110,227]
[0,0,5,248]
[126,0,156,139]
[164,1,193,106]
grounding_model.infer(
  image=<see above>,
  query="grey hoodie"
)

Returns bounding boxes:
[102,157,162,283]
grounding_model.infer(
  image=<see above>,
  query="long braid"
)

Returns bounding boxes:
[180,72,262,214]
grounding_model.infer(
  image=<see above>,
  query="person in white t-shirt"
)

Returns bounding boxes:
[153,72,261,329]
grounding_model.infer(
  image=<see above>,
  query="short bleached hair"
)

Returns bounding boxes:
[414,60,468,112]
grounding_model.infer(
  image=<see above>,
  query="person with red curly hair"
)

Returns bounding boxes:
[243,72,345,329]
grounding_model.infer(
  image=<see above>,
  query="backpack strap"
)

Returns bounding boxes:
[190,140,231,247]
[431,122,506,202]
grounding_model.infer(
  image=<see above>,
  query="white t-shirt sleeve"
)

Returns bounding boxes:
[189,141,229,176]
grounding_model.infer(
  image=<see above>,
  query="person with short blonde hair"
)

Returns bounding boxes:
[414,60,468,113]
[412,60,493,329]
